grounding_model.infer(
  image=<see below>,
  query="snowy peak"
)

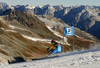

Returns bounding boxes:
[0,2,10,9]
[53,5,64,11]
[12,4,35,9]
[41,4,55,16]
[0,2,12,14]
[0,2,13,10]
[42,4,52,9]
[25,4,31,7]
[25,4,35,9]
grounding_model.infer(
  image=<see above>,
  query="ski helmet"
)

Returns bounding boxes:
[51,40,55,43]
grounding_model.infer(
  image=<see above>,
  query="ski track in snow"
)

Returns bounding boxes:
[0,49,100,68]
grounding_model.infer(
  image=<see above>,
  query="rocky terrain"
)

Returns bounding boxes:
[11,4,100,40]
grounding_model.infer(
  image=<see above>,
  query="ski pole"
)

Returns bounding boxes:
[33,51,47,57]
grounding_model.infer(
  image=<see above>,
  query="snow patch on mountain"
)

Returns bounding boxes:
[22,35,51,43]
[9,24,30,31]
[1,27,17,32]
[25,4,35,9]
[42,4,51,9]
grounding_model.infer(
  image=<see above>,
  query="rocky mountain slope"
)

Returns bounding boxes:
[10,4,100,40]
[0,2,100,40]
[35,5,100,40]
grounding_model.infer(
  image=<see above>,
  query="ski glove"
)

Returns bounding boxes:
[47,48,49,51]
[48,49,53,53]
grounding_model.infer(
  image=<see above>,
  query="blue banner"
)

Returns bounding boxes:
[63,27,74,36]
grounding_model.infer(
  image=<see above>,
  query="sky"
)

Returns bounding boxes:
[0,0,100,7]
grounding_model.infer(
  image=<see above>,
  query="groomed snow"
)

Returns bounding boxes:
[0,49,100,68]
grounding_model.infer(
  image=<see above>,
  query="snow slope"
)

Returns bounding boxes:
[0,49,100,68]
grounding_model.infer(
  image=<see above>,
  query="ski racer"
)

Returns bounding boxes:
[47,40,61,56]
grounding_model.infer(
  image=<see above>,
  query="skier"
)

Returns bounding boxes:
[47,39,61,56]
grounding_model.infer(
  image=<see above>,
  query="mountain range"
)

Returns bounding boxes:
[0,2,100,65]
[4,3,99,40]
[1,2,100,39]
